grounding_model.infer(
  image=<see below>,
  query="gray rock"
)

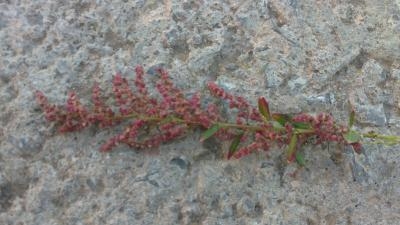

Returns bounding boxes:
[1,0,400,224]
[236,196,256,216]
[306,92,336,107]
[265,69,283,88]
[288,75,308,93]
[392,68,400,80]
[356,104,387,126]
[55,59,71,75]
[362,59,386,85]
[169,156,190,170]
[188,46,221,75]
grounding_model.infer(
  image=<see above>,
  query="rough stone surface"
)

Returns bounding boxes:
[1,0,400,224]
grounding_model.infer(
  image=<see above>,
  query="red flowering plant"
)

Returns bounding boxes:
[35,65,400,165]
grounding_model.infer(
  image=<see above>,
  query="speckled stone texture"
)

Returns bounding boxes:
[1,0,400,224]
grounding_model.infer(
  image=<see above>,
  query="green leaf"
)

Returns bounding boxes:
[295,151,306,166]
[286,134,298,163]
[344,130,361,144]
[258,97,271,121]
[227,132,245,159]
[200,124,220,142]
[271,121,284,131]
[272,113,292,126]
[292,121,312,130]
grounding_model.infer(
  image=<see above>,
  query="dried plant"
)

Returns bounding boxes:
[35,65,400,165]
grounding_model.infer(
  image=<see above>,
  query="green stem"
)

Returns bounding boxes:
[112,112,260,129]
[113,112,312,135]
[362,132,400,145]
[111,112,400,146]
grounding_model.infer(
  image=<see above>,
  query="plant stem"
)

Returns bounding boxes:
[362,132,400,145]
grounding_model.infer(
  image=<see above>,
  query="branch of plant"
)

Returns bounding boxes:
[34,65,400,165]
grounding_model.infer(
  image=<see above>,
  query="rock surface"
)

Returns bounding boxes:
[1,0,399,224]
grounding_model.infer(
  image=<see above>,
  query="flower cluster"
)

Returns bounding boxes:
[35,66,219,152]
[35,65,400,165]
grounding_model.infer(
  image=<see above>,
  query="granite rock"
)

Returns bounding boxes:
[1,0,399,224]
